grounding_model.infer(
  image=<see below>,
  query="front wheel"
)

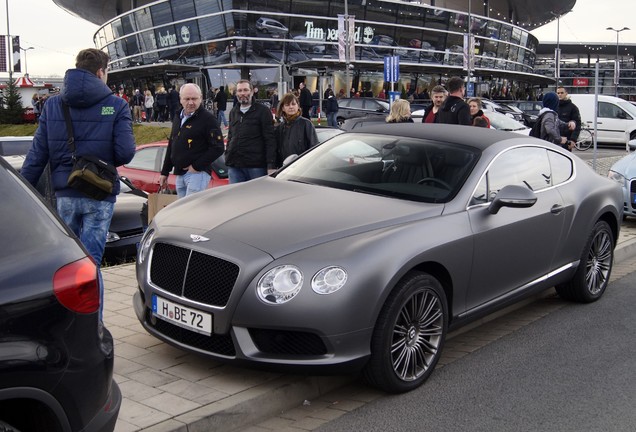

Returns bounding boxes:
[364,271,447,393]
[575,128,593,151]
[556,220,614,302]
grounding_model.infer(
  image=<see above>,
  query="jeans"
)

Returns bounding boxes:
[175,171,211,197]
[56,197,114,321]
[327,112,338,127]
[217,110,228,127]
[228,167,267,184]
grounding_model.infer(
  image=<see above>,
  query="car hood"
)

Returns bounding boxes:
[610,152,636,178]
[155,177,444,258]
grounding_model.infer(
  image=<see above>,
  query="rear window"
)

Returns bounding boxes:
[0,161,69,260]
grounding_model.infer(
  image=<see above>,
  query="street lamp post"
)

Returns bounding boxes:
[20,46,34,75]
[606,26,630,97]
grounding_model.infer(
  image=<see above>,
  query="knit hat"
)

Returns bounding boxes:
[542,91,559,111]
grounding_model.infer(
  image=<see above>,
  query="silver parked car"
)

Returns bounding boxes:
[134,124,622,393]
[608,141,636,218]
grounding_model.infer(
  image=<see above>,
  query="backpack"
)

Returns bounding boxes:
[530,112,548,138]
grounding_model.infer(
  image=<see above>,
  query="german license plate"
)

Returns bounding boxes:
[152,295,212,335]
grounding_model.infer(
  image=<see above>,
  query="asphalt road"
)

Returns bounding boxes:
[315,271,636,432]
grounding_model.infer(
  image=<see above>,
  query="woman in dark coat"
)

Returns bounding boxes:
[275,93,319,167]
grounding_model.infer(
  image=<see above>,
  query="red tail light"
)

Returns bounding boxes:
[53,257,100,314]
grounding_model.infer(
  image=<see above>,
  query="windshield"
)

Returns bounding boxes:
[275,133,479,203]
[618,101,636,117]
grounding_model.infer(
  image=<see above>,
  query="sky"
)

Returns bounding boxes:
[1,0,635,78]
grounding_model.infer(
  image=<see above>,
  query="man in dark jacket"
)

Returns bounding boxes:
[436,76,472,125]
[21,48,136,317]
[159,83,225,197]
[557,86,581,151]
[421,85,447,124]
[225,79,277,183]
[168,86,180,121]
[299,81,313,119]
[214,85,228,128]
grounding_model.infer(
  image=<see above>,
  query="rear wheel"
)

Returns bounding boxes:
[556,220,614,302]
[575,128,593,151]
[364,271,447,393]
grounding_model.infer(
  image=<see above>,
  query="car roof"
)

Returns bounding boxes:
[342,123,519,151]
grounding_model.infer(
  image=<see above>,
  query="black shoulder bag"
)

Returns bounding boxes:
[63,102,118,200]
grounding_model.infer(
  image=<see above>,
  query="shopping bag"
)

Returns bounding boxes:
[147,189,177,223]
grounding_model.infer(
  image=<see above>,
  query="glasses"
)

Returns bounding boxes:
[557,92,565,94]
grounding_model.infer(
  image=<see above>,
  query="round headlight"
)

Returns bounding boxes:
[312,266,347,295]
[138,229,155,264]
[257,265,303,304]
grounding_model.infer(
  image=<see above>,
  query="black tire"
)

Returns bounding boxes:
[364,271,447,393]
[336,117,345,127]
[556,220,614,303]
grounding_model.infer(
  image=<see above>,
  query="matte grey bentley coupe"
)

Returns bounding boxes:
[134,124,622,393]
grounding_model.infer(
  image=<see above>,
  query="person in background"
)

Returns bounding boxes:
[337,88,346,99]
[155,86,168,122]
[298,82,313,119]
[377,88,386,99]
[275,93,318,167]
[557,86,581,152]
[214,85,228,128]
[436,76,471,125]
[143,89,154,123]
[421,85,447,124]
[538,91,576,149]
[468,97,491,128]
[20,48,135,319]
[311,88,319,118]
[385,99,413,123]
[269,89,279,116]
[225,80,277,183]
[168,85,180,121]
[324,89,339,127]
[132,89,144,123]
[31,93,42,123]
[159,83,225,197]
[473,117,489,128]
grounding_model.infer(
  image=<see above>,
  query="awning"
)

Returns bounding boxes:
[13,75,35,87]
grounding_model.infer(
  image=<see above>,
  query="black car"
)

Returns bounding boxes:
[336,98,390,126]
[1,138,147,264]
[503,101,544,126]
[0,156,121,431]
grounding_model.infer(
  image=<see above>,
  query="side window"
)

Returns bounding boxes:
[126,147,159,171]
[339,100,351,108]
[598,102,626,119]
[547,150,573,185]
[471,147,551,205]
[350,99,364,109]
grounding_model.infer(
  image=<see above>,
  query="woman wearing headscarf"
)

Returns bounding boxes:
[538,91,576,151]
[275,93,319,167]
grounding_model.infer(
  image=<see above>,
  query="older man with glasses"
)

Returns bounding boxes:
[556,86,581,151]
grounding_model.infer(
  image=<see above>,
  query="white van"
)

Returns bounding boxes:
[569,94,636,145]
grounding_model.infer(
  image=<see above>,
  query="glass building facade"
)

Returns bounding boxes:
[94,0,547,96]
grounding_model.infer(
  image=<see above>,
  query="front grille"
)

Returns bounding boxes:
[630,179,636,211]
[150,242,239,307]
[249,328,327,356]
[146,309,235,356]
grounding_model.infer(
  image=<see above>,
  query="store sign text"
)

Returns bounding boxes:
[304,21,373,43]
[158,30,178,47]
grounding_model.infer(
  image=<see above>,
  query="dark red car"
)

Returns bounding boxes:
[118,141,229,193]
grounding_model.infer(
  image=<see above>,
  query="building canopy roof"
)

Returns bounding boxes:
[54,0,575,31]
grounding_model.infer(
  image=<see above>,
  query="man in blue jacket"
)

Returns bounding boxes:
[21,48,136,315]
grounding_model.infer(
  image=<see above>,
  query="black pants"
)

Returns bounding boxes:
[301,106,311,119]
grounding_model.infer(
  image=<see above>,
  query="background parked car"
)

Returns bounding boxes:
[503,100,543,126]
[2,140,147,264]
[0,156,121,431]
[117,141,229,194]
[134,124,621,395]
[336,98,390,126]
[608,140,636,218]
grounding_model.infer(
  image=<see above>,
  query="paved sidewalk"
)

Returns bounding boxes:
[105,156,636,432]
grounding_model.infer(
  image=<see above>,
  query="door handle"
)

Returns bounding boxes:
[551,204,564,214]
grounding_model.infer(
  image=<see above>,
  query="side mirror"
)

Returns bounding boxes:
[282,154,299,167]
[488,185,538,215]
